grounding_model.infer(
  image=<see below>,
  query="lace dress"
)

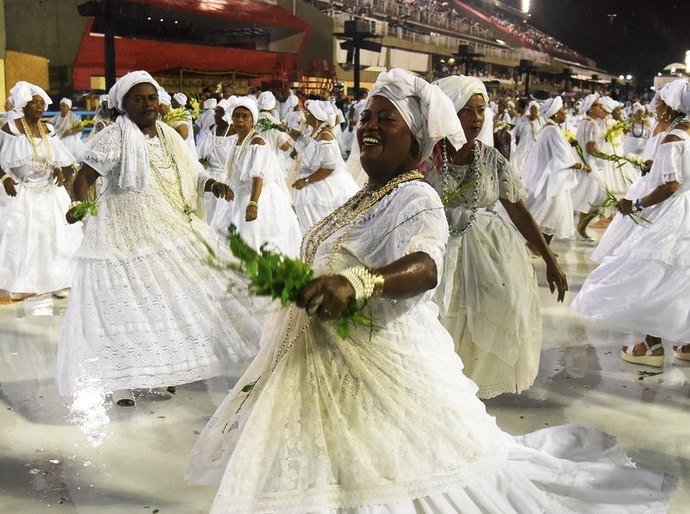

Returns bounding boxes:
[295,136,358,232]
[210,134,302,257]
[187,178,675,514]
[196,124,235,222]
[431,142,541,399]
[0,121,83,294]
[572,129,690,342]
[56,122,262,396]
[523,123,579,238]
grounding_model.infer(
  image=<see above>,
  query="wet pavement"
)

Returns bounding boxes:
[1,233,688,513]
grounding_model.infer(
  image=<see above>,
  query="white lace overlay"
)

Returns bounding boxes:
[57,124,261,395]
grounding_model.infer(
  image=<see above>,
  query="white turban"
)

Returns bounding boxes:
[632,101,644,114]
[579,93,600,116]
[257,91,276,111]
[9,81,52,115]
[306,99,337,127]
[225,96,258,126]
[527,100,540,112]
[540,96,563,120]
[287,95,299,110]
[203,98,217,110]
[108,70,164,112]
[60,97,72,108]
[99,94,109,104]
[173,92,187,107]
[658,78,690,114]
[433,75,489,113]
[370,68,466,161]
[599,96,618,114]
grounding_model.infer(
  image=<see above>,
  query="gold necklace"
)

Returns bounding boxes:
[310,122,329,141]
[149,123,194,220]
[228,129,257,180]
[20,117,52,173]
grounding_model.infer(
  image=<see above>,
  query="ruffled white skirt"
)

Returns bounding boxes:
[0,180,82,294]
[294,169,358,232]
[188,302,675,514]
[572,191,690,342]
[435,208,542,399]
[57,222,263,396]
[528,189,575,239]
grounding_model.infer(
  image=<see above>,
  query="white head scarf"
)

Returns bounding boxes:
[580,93,600,116]
[540,96,563,120]
[370,68,466,161]
[306,100,337,128]
[432,74,490,147]
[105,71,169,191]
[527,100,540,113]
[257,91,276,111]
[203,98,217,110]
[599,96,617,114]
[9,81,52,116]
[433,75,489,113]
[99,94,109,104]
[158,90,171,107]
[225,96,258,126]
[658,78,690,113]
[287,95,299,110]
[632,101,644,114]
[173,92,187,107]
[60,97,72,109]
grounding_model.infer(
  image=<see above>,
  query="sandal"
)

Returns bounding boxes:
[112,389,135,407]
[621,341,664,367]
[673,344,690,362]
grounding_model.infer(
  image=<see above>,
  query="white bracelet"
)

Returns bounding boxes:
[337,266,385,302]
[0,174,12,185]
[247,200,259,208]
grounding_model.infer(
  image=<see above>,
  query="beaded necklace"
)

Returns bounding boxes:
[272,169,424,370]
[20,117,53,174]
[441,138,481,236]
[668,114,690,132]
[310,122,329,141]
[148,123,194,221]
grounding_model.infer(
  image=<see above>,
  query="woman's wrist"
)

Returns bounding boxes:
[247,200,259,208]
[0,174,12,184]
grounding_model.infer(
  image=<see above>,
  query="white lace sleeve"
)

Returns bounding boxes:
[386,182,449,280]
[316,140,341,170]
[81,124,122,176]
[496,149,525,202]
[656,139,684,184]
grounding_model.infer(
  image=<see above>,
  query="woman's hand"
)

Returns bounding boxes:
[2,176,17,197]
[65,205,82,224]
[617,198,633,215]
[545,260,568,302]
[245,203,258,222]
[211,181,234,201]
[298,275,356,319]
[292,178,308,190]
[53,167,66,187]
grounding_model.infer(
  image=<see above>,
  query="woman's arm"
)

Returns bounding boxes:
[298,252,437,318]
[292,167,334,189]
[619,181,680,214]
[500,197,568,302]
[245,177,263,221]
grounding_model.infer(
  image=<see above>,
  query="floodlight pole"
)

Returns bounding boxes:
[103,0,116,89]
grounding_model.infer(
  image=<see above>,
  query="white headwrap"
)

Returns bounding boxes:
[432,75,489,113]
[527,100,540,113]
[658,78,690,113]
[306,100,337,127]
[540,96,563,120]
[99,94,109,104]
[158,90,171,107]
[579,93,600,116]
[599,96,618,114]
[9,81,52,115]
[632,101,644,114]
[287,95,299,110]
[105,71,169,192]
[371,68,466,161]
[203,98,217,110]
[60,97,72,109]
[257,91,276,111]
[225,96,258,126]
[173,92,187,107]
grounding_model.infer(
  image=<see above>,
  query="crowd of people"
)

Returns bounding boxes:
[0,67,685,512]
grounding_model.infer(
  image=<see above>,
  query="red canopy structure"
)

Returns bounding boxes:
[73,0,311,89]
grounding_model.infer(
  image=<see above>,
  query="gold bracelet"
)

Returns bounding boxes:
[247,200,259,208]
[303,177,310,185]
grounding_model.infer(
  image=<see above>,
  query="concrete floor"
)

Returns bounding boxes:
[1,233,689,513]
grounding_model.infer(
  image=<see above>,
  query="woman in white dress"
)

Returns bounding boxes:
[0,82,83,300]
[571,94,608,240]
[197,99,235,222]
[210,97,302,257]
[50,98,85,162]
[429,75,567,399]
[599,96,640,196]
[292,99,358,231]
[523,96,589,242]
[187,68,675,514]
[57,72,261,406]
[573,78,690,367]
[510,100,544,173]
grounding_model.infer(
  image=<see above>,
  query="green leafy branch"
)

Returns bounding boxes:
[582,190,651,227]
